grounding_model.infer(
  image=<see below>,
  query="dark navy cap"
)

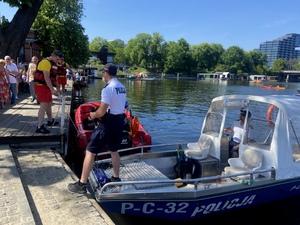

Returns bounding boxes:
[102,63,117,75]
[240,109,251,118]
[52,50,64,58]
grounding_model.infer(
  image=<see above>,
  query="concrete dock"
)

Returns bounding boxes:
[0,82,114,225]
[0,146,113,225]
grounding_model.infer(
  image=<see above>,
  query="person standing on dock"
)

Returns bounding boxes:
[26,56,38,102]
[12,59,24,100]
[34,50,63,133]
[56,57,72,96]
[68,63,127,194]
[4,56,19,104]
[0,59,10,108]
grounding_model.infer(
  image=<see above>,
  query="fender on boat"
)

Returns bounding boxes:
[266,105,276,127]
[131,116,140,138]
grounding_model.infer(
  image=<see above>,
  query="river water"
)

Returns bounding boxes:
[75,78,300,225]
[82,78,299,146]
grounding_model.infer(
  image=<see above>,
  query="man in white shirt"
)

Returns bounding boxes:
[68,63,127,194]
[224,109,253,158]
[4,56,19,104]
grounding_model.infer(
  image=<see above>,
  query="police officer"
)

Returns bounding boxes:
[68,63,126,194]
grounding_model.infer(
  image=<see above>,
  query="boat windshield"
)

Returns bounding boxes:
[244,118,273,150]
[202,112,223,136]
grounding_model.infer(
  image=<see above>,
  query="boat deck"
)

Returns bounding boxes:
[100,160,179,192]
[93,158,272,196]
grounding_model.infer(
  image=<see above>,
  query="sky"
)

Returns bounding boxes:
[0,0,300,51]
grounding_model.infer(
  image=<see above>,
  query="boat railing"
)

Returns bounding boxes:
[95,143,187,158]
[98,167,276,194]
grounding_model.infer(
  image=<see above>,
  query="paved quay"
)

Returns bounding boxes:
[0,145,114,225]
[0,80,115,225]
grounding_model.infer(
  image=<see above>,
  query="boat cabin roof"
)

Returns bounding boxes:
[211,95,299,118]
[202,95,300,180]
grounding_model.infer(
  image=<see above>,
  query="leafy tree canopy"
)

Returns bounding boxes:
[0,0,89,66]
[89,37,109,52]
[32,0,90,67]
[0,0,44,59]
[221,46,247,73]
[164,39,192,74]
[0,0,33,8]
[191,43,224,72]
[272,58,285,72]
[125,33,152,68]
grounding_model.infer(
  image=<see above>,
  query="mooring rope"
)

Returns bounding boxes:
[68,112,79,133]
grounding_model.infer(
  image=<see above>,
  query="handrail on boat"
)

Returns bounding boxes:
[95,142,187,158]
[98,167,276,194]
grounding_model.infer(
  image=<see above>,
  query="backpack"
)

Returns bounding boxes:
[174,154,200,179]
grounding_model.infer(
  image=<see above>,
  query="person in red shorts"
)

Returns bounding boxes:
[56,57,72,96]
[34,50,62,133]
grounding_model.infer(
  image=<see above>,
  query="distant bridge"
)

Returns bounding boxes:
[279,70,300,82]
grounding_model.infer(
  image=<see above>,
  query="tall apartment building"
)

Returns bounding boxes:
[258,33,300,67]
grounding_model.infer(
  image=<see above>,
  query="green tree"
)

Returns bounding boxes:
[124,33,152,68]
[285,58,298,70]
[295,59,300,70]
[255,65,269,75]
[272,58,285,72]
[124,32,167,72]
[149,32,165,72]
[109,40,125,66]
[177,38,193,73]
[0,16,9,28]
[214,63,229,72]
[191,43,224,72]
[164,39,192,74]
[0,0,44,59]
[89,37,109,52]
[32,0,89,67]
[164,41,178,73]
[246,51,267,74]
[221,46,247,74]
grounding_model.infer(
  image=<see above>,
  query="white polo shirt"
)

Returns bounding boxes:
[101,78,126,115]
[231,120,254,143]
[6,62,18,84]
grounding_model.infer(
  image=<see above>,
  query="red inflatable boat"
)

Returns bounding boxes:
[74,101,152,158]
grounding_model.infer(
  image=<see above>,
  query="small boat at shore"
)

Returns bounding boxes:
[73,73,88,88]
[261,85,285,90]
[126,74,137,79]
[89,94,300,221]
[74,101,152,158]
[73,79,88,89]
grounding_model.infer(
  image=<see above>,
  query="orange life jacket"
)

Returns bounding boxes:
[56,62,67,77]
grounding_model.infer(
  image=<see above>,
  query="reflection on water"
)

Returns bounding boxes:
[81,79,300,225]
[83,79,300,146]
